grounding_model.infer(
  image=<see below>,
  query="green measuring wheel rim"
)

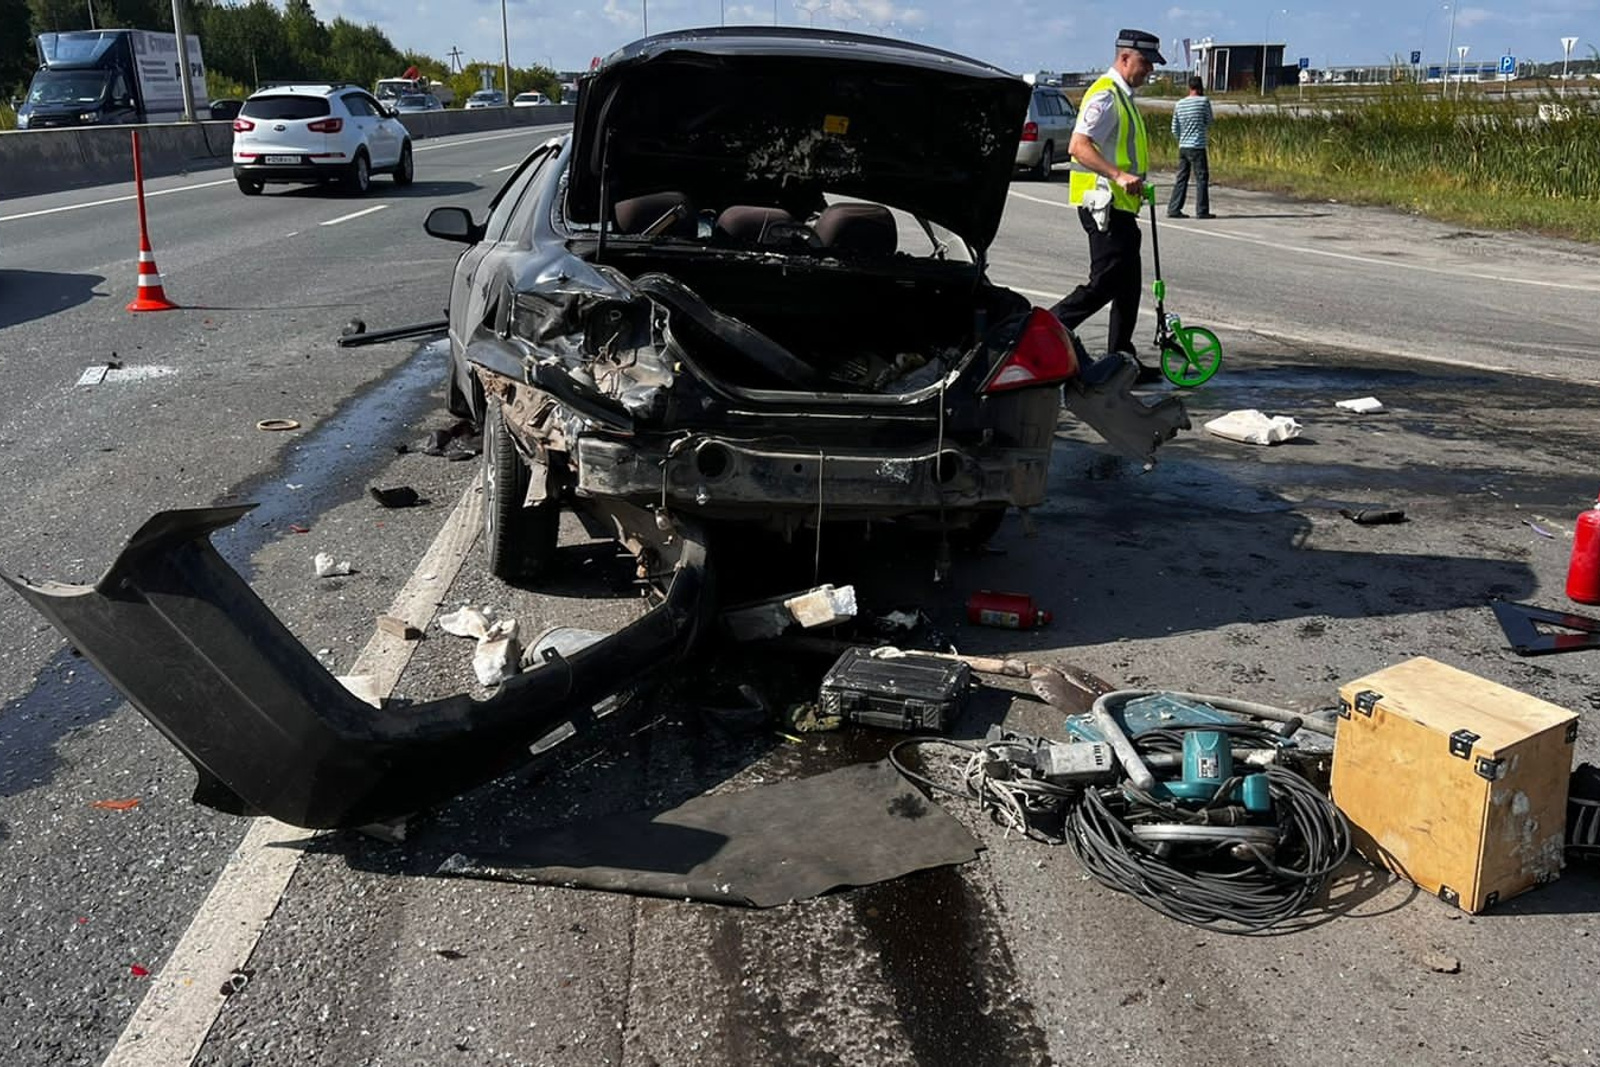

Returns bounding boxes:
[1160,326,1223,388]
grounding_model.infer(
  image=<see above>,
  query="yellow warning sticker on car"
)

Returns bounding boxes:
[823,114,850,135]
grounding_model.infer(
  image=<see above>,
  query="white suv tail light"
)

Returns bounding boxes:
[307,118,343,133]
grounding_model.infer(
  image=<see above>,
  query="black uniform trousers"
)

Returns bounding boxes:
[1049,206,1142,357]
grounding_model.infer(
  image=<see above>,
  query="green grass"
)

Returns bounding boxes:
[0,103,14,131]
[1150,84,1600,242]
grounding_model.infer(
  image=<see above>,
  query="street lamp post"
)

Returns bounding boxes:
[1443,1,1458,94]
[641,1,648,36]
[1261,8,1287,96]
[1561,36,1579,98]
[1456,43,1468,98]
[500,0,512,105]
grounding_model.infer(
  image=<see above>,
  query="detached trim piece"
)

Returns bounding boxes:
[2,506,711,829]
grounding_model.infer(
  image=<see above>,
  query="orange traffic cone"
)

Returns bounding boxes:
[127,232,179,312]
[126,129,179,313]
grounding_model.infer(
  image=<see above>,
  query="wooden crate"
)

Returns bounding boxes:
[1331,656,1577,913]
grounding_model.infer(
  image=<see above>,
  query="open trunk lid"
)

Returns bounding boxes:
[567,28,1030,253]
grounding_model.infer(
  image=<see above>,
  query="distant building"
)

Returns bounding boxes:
[1190,37,1291,92]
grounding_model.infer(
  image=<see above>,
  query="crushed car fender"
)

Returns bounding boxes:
[1,505,712,829]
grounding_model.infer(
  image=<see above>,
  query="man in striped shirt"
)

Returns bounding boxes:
[1168,77,1215,219]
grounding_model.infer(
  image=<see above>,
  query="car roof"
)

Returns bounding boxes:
[248,84,366,98]
[604,26,1013,79]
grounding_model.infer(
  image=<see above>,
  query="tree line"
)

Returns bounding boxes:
[5,0,563,105]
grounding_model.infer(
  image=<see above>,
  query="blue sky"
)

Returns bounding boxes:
[313,0,1593,77]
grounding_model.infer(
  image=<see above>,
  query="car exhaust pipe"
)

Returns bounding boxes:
[1,505,712,829]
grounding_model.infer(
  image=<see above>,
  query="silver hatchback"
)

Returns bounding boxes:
[1014,87,1076,180]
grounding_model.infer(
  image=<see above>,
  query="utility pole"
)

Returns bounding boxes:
[500,0,511,102]
[1443,2,1458,95]
[170,0,196,121]
[448,46,464,74]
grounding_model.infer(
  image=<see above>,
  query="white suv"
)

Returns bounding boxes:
[232,84,414,196]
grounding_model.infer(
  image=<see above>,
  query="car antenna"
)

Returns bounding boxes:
[595,126,613,264]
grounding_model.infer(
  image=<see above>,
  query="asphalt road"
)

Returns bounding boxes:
[3,129,1600,1067]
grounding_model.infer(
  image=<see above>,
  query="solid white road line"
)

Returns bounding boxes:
[99,478,485,1067]
[1004,188,1600,293]
[319,204,389,226]
[492,162,521,172]
[0,127,559,226]
[0,178,237,224]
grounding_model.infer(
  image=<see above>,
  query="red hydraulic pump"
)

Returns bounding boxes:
[1569,494,1600,605]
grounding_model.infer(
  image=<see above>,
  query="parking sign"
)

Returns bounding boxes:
[1499,54,1515,75]
[1410,50,1422,64]
[1298,56,1309,69]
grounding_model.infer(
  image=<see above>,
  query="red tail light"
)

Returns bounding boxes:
[983,309,1080,393]
[307,118,343,133]
[232,118,254,132]
[1021,121,1039,142]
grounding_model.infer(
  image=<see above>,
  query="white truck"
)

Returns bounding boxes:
[375,67,456,108]
[16,28,206,129]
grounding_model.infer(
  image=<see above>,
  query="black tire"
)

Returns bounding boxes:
[483,401,559,581]
[237,177,263,196]
[1034,142,1054,182]
[345,150,371,196]
[393,142,414,186]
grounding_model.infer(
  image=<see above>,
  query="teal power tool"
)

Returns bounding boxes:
[1144,186,1224,388]
[1161,729,1273,813]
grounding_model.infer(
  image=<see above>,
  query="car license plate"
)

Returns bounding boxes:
[264,155,299,164]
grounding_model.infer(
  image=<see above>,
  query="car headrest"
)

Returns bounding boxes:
[713,205,794,245]
[814,203,896,256]
[612,192,696,237]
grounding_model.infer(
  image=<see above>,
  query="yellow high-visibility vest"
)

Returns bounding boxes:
[1068,75,1149,214]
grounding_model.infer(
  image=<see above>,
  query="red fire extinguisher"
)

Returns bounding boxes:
[1569,495,1600,605]
[966,590,1052,629]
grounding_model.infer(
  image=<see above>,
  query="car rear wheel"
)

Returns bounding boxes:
[393,142,414,186]
[237,177,263,196]
[1034,142,1054,181]
[483,401,559,580]
[345,150,371,196]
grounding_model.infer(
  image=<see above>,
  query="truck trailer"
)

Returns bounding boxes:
[16,29,206,129]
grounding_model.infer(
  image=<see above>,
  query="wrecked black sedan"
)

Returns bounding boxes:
[429,28,1187,580]
[1,29,1186,832]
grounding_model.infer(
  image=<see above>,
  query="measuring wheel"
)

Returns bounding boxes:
[1160,326,1223,388]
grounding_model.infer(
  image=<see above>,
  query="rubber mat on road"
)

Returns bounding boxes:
[435,760,981,907]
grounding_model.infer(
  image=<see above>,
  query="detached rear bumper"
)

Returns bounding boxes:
[1,506,712,829]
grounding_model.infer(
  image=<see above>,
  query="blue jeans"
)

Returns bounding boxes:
[1168,147,1210,216]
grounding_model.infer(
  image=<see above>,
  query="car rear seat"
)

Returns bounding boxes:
[712,205,794,245]
[814,203,896,256]
[612,192,697,237]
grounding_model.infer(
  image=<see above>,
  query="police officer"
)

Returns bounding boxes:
[1050,28,1164,373]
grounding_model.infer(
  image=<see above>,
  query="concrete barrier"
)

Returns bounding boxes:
[0,104,575,201]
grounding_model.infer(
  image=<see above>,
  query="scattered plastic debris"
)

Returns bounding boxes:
[439,606,522,686]
[129,964,150,977]
[1335,396,1385,414]
[723,584,858,640]
[1203,409,1303,445]
[255,419,300,432]
[369,486,423,509]
[784,584,857,629]
[1340,508,1408,526]
[91,798,140,811]
[288,524,310,534]
[1525,520,1555,538]
[375,615,422,640]
[219,971,251,996]
[313,552,354,577]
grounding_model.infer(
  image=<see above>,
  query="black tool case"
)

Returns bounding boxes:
[819,648,971,732]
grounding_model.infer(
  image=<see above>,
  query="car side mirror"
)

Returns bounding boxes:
[384,105,399,118]
[425,206,484,244]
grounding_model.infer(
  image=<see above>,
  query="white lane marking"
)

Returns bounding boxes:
[319,204,389,226]
[415,127,559,153]
[0,178,236,223]
[100,478,485,1067]
[1,127,562,225]
[1004,188,1600,294]
[492,162,521,172]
